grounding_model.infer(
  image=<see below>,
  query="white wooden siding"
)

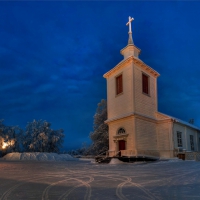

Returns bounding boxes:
[135,118,157,150]
[173,123,199,151]
[134,65,157,118]
[157,122,171,151]
[108,117,135,152]
[107,63,134,119]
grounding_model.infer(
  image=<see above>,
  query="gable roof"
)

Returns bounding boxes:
[157,112,200,131]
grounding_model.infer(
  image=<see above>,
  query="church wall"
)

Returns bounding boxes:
[134,65,157,118]
[173,123,199,151]
[173,123,187,150]
[107,63,134,120]
[108,117,135,154]
[135,118,157,150]
[186,128,195,151]
[157,122,170,150]
[157,121,173,158]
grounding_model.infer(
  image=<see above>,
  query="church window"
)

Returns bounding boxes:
[142,73,149,95]
[117,128,126,135]
[177,131,182,147]
[190,135,194,151]
[116,74,123,95]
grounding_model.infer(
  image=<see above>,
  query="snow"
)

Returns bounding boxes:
[0,159,200,199]
[109,158,125,164]
[1,152,77,161]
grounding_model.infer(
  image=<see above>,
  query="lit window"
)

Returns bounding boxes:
[177,131,182,147]
[142,73,149,95]
[116,74,123,95]
[117,128,126,135]
[190,135,194,151]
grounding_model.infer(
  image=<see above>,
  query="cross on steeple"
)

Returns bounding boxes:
[126,16,134,33]
[126,16,134,44]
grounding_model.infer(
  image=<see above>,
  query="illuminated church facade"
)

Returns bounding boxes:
[103,17,200,158]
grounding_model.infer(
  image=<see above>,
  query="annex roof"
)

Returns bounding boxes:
[157,112,200,131]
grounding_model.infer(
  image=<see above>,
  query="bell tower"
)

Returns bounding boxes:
[103,17,160,157]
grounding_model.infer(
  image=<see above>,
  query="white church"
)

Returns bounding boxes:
[103,17,200,159]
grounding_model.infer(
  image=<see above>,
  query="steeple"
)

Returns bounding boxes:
[120,16,141,59]
[126,16,134,44]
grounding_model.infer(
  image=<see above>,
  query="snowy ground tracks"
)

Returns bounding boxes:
[0,160,200,200]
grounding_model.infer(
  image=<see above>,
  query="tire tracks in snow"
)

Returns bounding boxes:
[42,176,94,200]
[116,177,132,200]
[0,175,54,200]
[87,173,160,200]
[164,167,200,198]
[71,169,159,200]
[116,176,160,200]
[42,166,94,200]
[42,177,73,200]
[58,176,94,200]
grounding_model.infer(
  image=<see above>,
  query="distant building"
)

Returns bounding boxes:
[103,17,200,158]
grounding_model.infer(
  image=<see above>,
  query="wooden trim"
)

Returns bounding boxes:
[113,134,129,139]
[105,111,173,124]
[103,56,160,79]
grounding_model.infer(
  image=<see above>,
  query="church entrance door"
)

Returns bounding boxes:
[118,140,125,156]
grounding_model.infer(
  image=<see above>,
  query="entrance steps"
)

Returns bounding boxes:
[95,156,111,163]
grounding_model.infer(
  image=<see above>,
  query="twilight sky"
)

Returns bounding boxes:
[0,1,200,151]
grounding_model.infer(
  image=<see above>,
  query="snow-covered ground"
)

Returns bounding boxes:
[1,152,76,161]
[0,157,200,200]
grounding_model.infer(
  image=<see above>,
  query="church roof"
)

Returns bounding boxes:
[174,118,200,131]
[120,44,141,55]
[103,55,160,78]
[157,112,200,131]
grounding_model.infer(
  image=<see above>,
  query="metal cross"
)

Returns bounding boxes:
[126,16,134,33]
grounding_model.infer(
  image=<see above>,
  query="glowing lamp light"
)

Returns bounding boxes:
[1,140,14,149]
[2,142,8,149]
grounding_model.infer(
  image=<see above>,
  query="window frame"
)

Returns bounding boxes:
[177,131,182,147]
[116,74,123,96]
[190,135,194,151]
[117,127,126,135]
[142,73,150,95]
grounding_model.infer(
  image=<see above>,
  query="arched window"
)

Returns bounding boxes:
[117,128,126,135]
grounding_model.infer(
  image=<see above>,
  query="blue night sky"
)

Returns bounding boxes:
[0,1,200,151]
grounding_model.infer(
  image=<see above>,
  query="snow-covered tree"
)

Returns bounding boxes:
[88,99,108,155]
[0,119,22,156]
[22,119,64,153]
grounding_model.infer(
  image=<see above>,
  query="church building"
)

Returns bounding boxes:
[103,17,200,158]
